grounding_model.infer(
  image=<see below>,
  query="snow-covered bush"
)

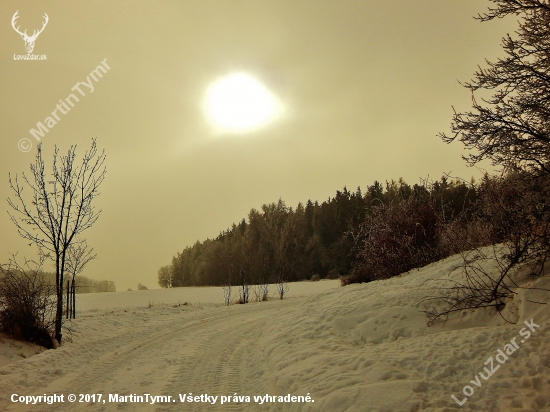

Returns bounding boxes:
[0,258,56,348]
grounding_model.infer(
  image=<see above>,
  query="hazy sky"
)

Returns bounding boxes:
[0,1,516,291]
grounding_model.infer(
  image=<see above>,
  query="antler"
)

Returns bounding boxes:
[11,11,27,37]
[11,11,49,40]
[29,13,49,40]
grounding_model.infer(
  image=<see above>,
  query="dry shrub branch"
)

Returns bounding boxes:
[0,256,56,348]
[345,183,450,285]
[420,173,550,324]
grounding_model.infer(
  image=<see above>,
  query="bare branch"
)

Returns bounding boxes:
[6,139,106,343]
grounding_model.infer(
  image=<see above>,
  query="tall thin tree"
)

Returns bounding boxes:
[66,238,96,292]
[7,139,106,342]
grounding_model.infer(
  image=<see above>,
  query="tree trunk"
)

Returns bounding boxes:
[55,290,63,342]
[72,279,76,319]
[55,261,63,342]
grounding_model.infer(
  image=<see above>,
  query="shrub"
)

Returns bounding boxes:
[0,259,56,348]
[345,187,447,285]
[437,215,493,256]
[325,270,340,280]
[251,284,269,302]
[340,271,364,286]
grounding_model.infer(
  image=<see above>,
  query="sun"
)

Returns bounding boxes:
[204,73,282,133]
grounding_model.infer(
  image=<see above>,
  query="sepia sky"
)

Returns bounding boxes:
[0,1,516,291]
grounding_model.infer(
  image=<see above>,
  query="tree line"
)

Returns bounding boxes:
[0,270,116,293]
[158,177,478,288]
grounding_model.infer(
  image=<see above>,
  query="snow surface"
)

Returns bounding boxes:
[0,248,549,411]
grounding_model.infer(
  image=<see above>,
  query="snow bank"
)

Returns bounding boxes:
[260,251,550,411]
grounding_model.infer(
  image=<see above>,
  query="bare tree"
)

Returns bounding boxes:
[251,257,272,302]
[432,1,550,324]
[66,238,96,286]
[256,255,270,302]
[276,272,289,300]
[7,139,106,342]
[440,0,550,174]
[238,268,250,304]
[222,280,232,306]
[419,173,550,324]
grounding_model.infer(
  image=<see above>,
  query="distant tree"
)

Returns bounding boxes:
[305,234,325,277]
[304,200,315,236]
[74,275,116,293]
[282,203,310,281]
[137,283,148,290]
[157,265,172,288]
[231,222,250,304]
[7,139,106,342]
[366,181,384,204]
[93,280,116,292]
[255,200,289,284]
[441,0,550,174]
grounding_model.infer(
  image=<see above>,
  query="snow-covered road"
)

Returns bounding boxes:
[0,296,322,411]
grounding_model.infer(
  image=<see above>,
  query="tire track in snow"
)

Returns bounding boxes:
[2,302,280,411]
[158,306,273,412]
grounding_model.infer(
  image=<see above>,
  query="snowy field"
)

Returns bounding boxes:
[0,249,549,411]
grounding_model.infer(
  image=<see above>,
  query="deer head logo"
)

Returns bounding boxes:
[11,11,49,54]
